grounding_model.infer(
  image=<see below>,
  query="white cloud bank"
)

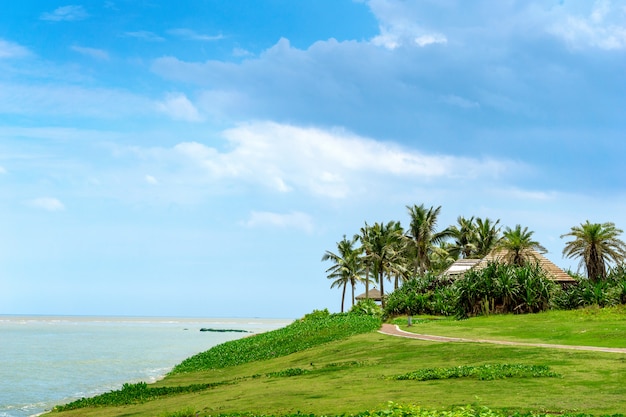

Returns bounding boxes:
[0,39,30,59]
[156,93,203,122]
[28,197,65,212]
[40,5,89,22]
[242,211,314,233]
[171,121,515,199]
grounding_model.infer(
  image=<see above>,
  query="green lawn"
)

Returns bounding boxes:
[47,309,626,417]
[394,305,626,347]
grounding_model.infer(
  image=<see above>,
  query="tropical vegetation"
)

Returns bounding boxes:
[323,203,626,318]
[48,307,626,417]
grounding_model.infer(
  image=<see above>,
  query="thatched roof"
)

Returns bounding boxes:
[442,258,481,277]
[477,248,576,283]
[355,288,383,301]
[443,248,576,284]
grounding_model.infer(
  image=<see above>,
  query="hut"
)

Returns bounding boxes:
[355,288,384,302]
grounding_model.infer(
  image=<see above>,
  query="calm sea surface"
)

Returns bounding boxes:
[0,315,292,417]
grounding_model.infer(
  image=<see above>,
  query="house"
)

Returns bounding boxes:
[443,248,576,284]
[355,288,384,302]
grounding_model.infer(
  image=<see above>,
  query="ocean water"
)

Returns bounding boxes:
[0,315,292,417]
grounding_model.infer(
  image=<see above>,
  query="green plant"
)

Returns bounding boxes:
[170,313,381,374]
[392,364,560,381]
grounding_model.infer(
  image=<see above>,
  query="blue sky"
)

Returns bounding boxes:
[1,1,625,318]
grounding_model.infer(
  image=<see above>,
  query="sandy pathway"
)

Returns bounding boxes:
[378,323,626,354]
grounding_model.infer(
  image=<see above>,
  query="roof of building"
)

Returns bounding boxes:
[443,248,576,283]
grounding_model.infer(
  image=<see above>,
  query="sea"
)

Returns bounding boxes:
[0,315,293,417]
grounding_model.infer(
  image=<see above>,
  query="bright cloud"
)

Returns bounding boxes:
[156,93,203,122]
[0,166,6,174]
[168,29,224,41]
[172,121,515,199]
[0,39,30,59]
[70,45,109,60]
[28,197,65,212]
[145,175,158,185]
[242,211,314,233]
[124,31,165,42]
[40,5,89,22]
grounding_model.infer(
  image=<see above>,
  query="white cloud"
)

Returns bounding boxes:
[28,197,65,212]
[124,31,164,42]
[172,121,515,199]
[145,175,158,185]
[70,45,109,60]
[414,34,447,47]
[156,93,203,122]
[242,211,314,233]
[0,166,6,174]
[167,29,224,41]
[0,39,30,59]
[441,94,480,109]
[40,5,89,22]
[548,0,626,50]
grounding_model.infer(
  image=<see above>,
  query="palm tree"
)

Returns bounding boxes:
[322,235,363,312]
[561,221,626,282]
[498,224,547,267]
[357,223,375,301]
[474,217,501,257]
[449,216,477,259]
[364,221,405,308]
[406,204,453,274]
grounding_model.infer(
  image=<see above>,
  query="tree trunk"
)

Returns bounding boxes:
[365,265,370,299]
[340,282,347,312]
[379,269,385,308]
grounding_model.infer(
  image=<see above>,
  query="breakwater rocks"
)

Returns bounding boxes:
[199,328,250,333]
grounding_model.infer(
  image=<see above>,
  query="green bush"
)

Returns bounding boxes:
[392,364,560,381]
[350,298,383,317]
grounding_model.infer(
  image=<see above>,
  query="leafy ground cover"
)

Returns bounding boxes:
[171,312,381,374]
[46,309,626,417]
[392,364,560,381]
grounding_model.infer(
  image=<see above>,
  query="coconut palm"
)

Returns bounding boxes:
[474,217,501,257]
[357,223,376,301]
[561,221,626,282]
[322,235,363,312]
[498,224,547,267]
[364,221,405,308]
[406,204,453,274]
[449,216,477,259]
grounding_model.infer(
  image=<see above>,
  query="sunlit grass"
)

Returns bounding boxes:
[394,305,626,347]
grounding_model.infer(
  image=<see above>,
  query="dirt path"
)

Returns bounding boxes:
[378,323,626,354]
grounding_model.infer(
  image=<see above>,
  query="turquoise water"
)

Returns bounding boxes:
[0,315,292,417]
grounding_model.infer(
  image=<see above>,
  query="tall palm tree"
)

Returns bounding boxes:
[357,223,375,300]
[449,215,477,259]
[561,221,626,282]
[321,235,363,312]
[498,224,547,267]
[406,204,453,274]
[474,217,501,257]
[365,221,405,308]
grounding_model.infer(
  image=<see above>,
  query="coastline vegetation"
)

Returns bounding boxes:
[45,204,626,417]
[47,305,626,417]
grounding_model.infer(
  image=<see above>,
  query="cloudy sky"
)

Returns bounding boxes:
[1,1,625,318]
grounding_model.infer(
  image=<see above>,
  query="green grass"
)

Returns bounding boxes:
[46,308,626,417]
[394,305,626,347]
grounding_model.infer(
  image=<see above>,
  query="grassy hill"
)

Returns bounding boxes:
[46,308,626,417]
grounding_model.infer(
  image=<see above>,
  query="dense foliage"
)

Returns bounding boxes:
[52,382,218,411]
[170,310,381,374]
[392,364,560,381]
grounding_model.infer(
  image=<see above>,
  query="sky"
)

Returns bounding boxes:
[1,1,625,319]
